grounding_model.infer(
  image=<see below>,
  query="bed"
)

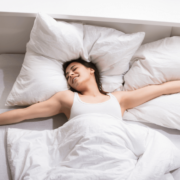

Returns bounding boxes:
[1,2,180,179]
[0,54,180,179]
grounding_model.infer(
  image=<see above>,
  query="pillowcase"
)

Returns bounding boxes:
[5,52,68,106]
[123,93,180,130]
[27,13,87,61]
[5,13,145,106]
[124,36,180,91]
[122,36,180,130]
[5,13,85,106]
[83,25,145,92]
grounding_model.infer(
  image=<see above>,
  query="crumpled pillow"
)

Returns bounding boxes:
[123,36,180,130]
[5,13,86,106]
[5,13,145,106]
[83,24,145,92]
[124,36,180,91]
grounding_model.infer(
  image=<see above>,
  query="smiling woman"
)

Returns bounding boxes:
[63,57,108,95]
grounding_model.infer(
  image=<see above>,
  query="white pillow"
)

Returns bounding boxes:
[123,36,180,130]
[27,13,87,61]
[5,52,68,106]
[124,36,180,91]
[5,13,145,106]
[123,93,180,130]
[5,13,85,106]
[83,25,145,92]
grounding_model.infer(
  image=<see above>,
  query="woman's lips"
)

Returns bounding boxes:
[72,76,79,84]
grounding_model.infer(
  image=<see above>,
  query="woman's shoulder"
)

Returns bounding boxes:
[58,90,74,100]
[59,89,74,96]
[57,90,75,108]
[111,91,122,101]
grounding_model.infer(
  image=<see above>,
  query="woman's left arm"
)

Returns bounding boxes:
[117,80,180,113]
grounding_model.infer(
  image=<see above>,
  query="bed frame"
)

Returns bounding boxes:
[1,1,180,179]
[1,0,180,54]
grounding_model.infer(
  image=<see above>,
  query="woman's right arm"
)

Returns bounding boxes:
[0,91,64,126]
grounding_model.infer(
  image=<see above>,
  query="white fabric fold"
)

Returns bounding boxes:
[7,113,180,180]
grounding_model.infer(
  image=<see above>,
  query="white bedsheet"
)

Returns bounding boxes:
[7,113,180,180]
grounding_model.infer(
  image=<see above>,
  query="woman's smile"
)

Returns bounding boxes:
[72,76,79,84]
[73,77,77,83]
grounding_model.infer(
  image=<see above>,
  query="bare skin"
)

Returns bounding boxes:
[62,62,124,119]
[1,61,180,125]
[60,61,180,120]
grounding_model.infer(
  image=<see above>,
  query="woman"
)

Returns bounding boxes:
[62,57,180,179]
[1,57,180,179]
[0,57,180,125]
[62,57,180,120]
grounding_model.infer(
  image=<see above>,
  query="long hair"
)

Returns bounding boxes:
[62,57,108,95]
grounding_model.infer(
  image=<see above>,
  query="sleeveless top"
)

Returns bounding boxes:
[69,92,122,120]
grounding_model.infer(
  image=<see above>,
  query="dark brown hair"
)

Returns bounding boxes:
[62,57,108,95]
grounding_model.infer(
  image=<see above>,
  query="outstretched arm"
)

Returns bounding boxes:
[115,80,180,115]
[0,91,64,126]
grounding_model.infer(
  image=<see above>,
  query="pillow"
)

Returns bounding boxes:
[83,25,145,92]
[123,93,180,130]
[5,52,68,106]
[27,13,87,61]
[5,13,145,106]
[5,13,85,106]
[122,36,180,130]
[124,36,180,91]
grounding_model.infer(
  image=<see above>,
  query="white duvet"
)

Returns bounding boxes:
[7,113,180,180]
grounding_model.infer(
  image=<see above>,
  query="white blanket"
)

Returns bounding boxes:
[7,113,180,180]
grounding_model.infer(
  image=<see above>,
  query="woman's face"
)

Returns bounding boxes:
[65,62,95,91]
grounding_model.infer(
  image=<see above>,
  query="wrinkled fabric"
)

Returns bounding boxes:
[7,113,180,180]
[123,36,180,130]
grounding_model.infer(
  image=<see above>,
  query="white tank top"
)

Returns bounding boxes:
[69,92,122,120]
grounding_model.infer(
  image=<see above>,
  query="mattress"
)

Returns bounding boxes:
[0,54,180,180]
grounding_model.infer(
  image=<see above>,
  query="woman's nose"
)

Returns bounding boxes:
[70,71,74,74]
[69,72,74,77]
[69,72,75,80]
